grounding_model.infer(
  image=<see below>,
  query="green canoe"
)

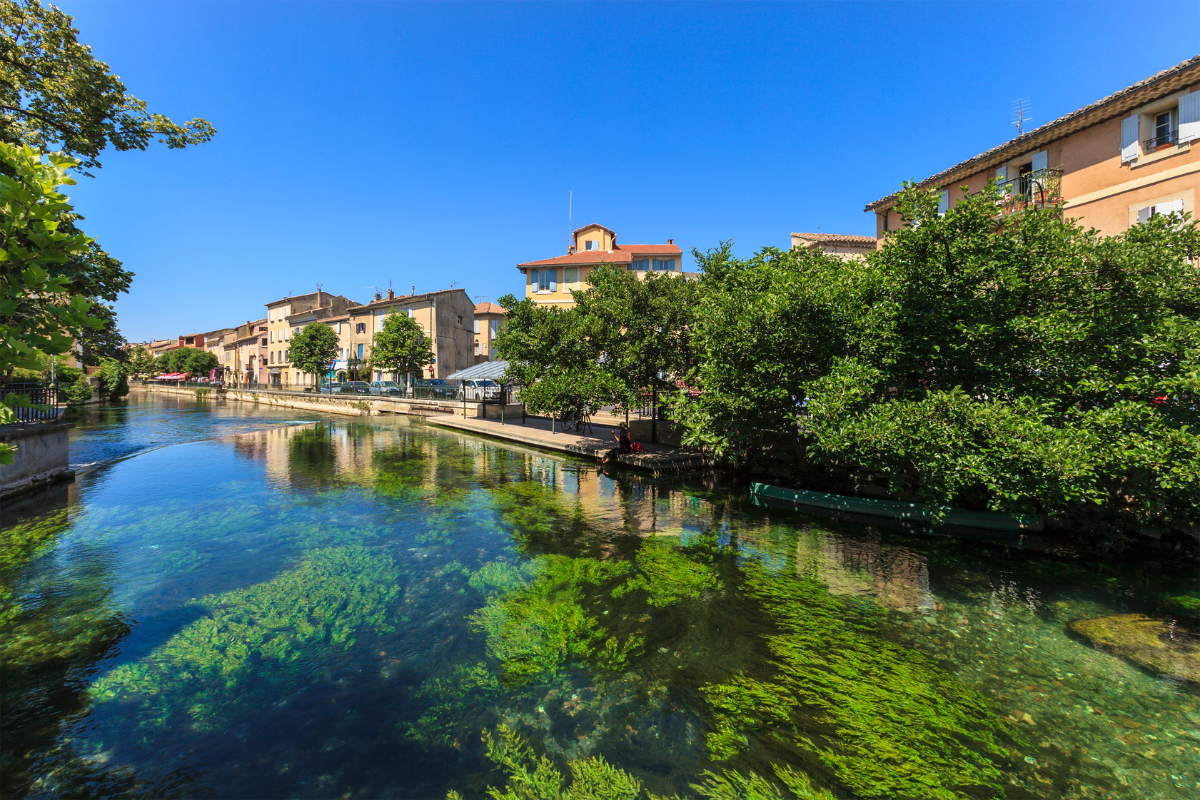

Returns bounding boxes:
[749,482,1043,532]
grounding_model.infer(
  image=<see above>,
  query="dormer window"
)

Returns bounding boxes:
[585,240,599,251]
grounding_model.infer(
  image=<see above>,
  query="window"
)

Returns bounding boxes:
[532,269,555,292]
[475,341,481,356]
[406,306,413,318]
[1148,110,1177,150]
[474,320,480,334]
[564,267,579,287]
[937,190,949,216]
[270,351,274,364]
[356,322,366,334]
[585,239,599,251]
[1138,199,1185,224]
[630,258,649,271]
[490,319,498,339]
[457,315,463,326]
[261,338,267,347]
[652,258,676,271]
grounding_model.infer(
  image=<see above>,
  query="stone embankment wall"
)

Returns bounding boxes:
[134,383,490,418]
[0,422,73,501]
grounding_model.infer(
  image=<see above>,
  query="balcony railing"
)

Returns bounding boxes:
[1144,129,1178,151]
[997,168,1063,214]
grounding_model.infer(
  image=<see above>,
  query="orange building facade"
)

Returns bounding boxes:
[867,56,1200,239]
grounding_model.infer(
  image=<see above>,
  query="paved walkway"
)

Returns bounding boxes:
[423,414,707,474]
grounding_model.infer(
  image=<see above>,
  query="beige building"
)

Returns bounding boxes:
[790,232,876,260]
[203,328,237,379]
[264,290,358,388]
[517,223,692,308]
[473,302,505,363]
[867,55,1200,239]
[230,318,268,386]
[347,288,475,382]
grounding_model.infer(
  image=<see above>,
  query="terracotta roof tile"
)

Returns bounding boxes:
[864,54,1200,211]
[792,233,876,247]
[474,302,506,315]
[518,243,682,269]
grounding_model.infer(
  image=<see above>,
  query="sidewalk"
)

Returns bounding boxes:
[423,414,706,475]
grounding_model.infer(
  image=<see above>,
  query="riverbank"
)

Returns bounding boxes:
[133,382,489,418]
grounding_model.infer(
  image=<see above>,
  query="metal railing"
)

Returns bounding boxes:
[2,382,60,422]
[997,168,1063,214]
[1144,129,1178,151]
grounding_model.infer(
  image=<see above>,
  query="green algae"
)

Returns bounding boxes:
[469,555,639,684]
[90,546,403,729]
[702,558,1015,799]
[612,539,720,607]
[447,725,838,800]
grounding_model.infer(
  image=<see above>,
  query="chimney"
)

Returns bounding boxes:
[568,245,576,254]
[668,238,673,245]
[387,288,394,300]
[374,292,382,301]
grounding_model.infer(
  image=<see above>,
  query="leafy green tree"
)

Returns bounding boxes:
[370,311,434,389]
[494,295,622,421]
[289,322,339,388]
[155,346,217,377]
[78,303,126,365]
[128,346,153,375]
[0,0,215,173]
[675,182,1200,533]
[95,356,127,398]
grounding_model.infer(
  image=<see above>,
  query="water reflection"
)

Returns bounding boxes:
[0,406,1196,800]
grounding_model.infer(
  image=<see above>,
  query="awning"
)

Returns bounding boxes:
[446,360,511,381]
[157,372,189,380]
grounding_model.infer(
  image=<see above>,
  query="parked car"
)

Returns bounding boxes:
[343,381,371,394]
[460,379,500,400]
[369,380,402,396]
[319,382,348,394]
[416,378,455,398]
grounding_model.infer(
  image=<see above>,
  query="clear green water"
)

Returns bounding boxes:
[1,394,1197,799]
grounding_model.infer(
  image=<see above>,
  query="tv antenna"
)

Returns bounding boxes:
[568,190,573,251]
[365,285,380,297]
[1012,98,1031,137]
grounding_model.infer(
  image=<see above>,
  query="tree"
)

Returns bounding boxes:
[289,323,338,388]
[370,312,434,390]
[128,345,153,375]
[494,295,623,422]
[95,356,127,398]
[155,346,216,376]
[1,0,215,173]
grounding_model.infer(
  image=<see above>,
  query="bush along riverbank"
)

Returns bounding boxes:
[493,183,1200,550]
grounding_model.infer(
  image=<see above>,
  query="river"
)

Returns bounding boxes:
[1,393,1196,799]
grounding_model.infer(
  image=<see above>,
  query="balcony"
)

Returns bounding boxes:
[1144,129,1178,152]
[996,168,1063,215]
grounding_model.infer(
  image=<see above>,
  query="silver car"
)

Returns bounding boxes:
[369,380,402,396]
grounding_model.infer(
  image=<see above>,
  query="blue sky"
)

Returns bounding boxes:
[56,0,1199,342]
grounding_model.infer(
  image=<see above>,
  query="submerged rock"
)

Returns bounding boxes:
[1068,614,1199,685]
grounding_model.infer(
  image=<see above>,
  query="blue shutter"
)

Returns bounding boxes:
[531,269,539,293]
[549,269,557,292]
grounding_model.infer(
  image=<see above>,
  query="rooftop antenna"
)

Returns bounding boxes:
[1012,98,1031,137]
[365,285,380,298]
[568,189,573,251]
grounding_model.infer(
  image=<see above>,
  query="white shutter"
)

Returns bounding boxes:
[1121,115,1140,162]
[1156,199,1185,215]
[549,269,557,292]
[1031,150,1048,172]
[1137,207,1152,224]
[1179,90,1200,144]
[937,190,949,216]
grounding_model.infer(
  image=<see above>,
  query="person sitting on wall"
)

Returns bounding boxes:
[599,422,633,465]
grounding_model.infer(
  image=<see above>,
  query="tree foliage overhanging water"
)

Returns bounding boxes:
[495,187,1200,541]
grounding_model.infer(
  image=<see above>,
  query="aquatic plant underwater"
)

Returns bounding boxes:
[1,403,1198,799]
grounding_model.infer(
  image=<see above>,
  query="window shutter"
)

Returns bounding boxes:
[937,190,949,216]
[1031,150,1048,172]
[1179,90,1200,144]
[1137,206,1152,224]
[530,269,539,292]
[1121,116,1140,162]
[549,269,557,292]
[1156,199,1185,215]
[995,165,1007,182]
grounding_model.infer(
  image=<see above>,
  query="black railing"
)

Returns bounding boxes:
[997,168,1063,213]
[2,383,60,422]
[1144,129,1178,151]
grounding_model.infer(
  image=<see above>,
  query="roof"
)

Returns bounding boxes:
[518,242,683,269]
[864,54,1200,211]
[792,233,876,247]
[321,314,351,323]
[474,302,506,315]
[348,288,467,312]
[446,360,511,381]
[574,222,615,237]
